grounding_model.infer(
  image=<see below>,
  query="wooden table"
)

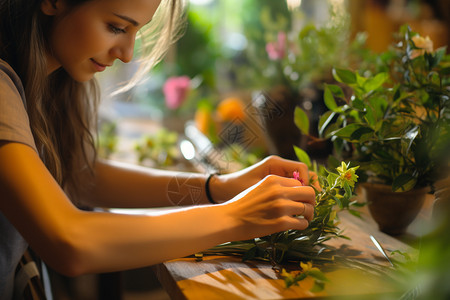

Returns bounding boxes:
[153,210,418,300]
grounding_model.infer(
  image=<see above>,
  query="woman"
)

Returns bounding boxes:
[0,0,317,298]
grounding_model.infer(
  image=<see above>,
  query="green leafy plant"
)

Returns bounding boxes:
[296,25,450,192]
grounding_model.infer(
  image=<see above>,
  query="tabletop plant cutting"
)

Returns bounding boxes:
[202,150,362,291]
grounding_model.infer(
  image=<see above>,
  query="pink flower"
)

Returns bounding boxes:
[266,32,287,61]
[163,76,191,109]
[293,171,305,186]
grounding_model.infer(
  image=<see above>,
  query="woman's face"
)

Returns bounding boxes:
[43,0,160,81]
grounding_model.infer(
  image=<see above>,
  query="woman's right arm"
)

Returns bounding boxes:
[0,142,315,277]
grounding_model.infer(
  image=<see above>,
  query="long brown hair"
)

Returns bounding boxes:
[0,0,186,202]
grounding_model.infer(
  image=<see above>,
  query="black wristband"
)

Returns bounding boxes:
[205,173,219,204]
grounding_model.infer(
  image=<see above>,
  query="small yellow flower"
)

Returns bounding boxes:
[281,268,292,278]
[300,261,313,271]
[336,162,359,188]
[300,261,321,273]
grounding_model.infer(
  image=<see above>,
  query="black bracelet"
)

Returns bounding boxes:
[205,173,219,204]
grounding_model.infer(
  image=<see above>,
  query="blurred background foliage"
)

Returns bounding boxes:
[92,1,450,299]
[96,0,449,168]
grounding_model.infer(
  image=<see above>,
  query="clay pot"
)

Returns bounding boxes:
[361,182,427,236]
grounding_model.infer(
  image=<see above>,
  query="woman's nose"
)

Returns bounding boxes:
[111,36,135,63]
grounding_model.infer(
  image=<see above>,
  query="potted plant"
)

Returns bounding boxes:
[296,25,450,235]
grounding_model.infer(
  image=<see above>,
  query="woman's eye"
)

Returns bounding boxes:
[108,24,126,34]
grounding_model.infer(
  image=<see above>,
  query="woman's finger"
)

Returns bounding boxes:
[288,201,314,222]
[262,156,309,182]
[301,202,315,222]
[276,215,310,231]
[276,183,316,205]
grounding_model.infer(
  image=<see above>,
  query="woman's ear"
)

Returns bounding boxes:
[41,0,62,16]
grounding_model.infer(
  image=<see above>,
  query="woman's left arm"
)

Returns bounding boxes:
[83,159,212,208]
[84,155,317,209]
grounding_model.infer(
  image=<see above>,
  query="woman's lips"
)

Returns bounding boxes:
[90,58,109,72]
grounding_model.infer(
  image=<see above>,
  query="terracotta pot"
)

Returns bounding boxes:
[361,182,427,236]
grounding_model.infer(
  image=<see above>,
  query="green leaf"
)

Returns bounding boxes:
[294,106,310,135]
[367,96,388,121]
[326,172,339,187]
[294,145,312,169]
[324,85,338,111]
[363,72,389,93]
[350,126,374,142]
[332,124,364,139]
[324,122,341,139]
[348,109,360,122]
[318,111,335,137]
[364,107,376,127]
[333,195,343,209]
[343,182,352,199]
[393,86,401,101]
[332,68,356,84]
[348,209,362,218]
[242,246,257,261]
[427,46,446,69]
[308,269,329,282]
[327,84,346,99]
[351,98,365,110]
[392,174,417,192]
[288,273,307,288]
[356,72,367,88]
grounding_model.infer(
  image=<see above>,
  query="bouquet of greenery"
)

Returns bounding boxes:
[202,159,361,290]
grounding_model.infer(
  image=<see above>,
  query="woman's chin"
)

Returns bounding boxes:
[70,72,95,82]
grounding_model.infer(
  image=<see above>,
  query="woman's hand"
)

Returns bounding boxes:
[210,155,320,203]
[219,173,316,241]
